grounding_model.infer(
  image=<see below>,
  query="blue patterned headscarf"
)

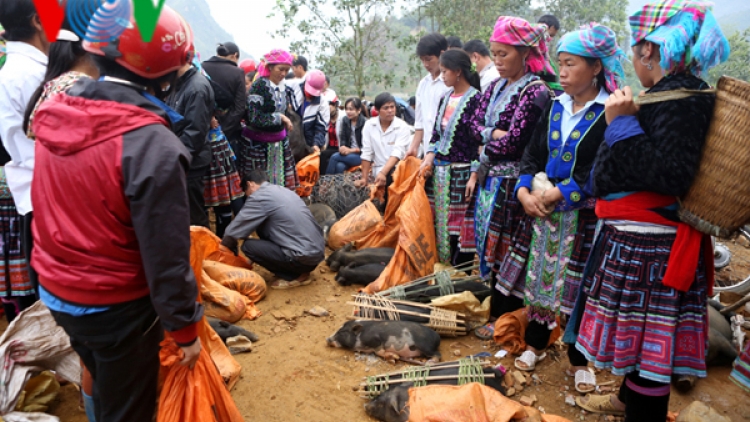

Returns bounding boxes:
[629,0,729,75]
[557,23,628,93]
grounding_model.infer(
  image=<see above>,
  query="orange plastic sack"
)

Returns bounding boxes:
[356,157,423,250]
[363,159,438,294]
[327,200,384,250]
[492,308,560,355]
[296,151,320,197]
[203,260,266,320]
[407,383,571,422]
[189,227,243,389]
[157,335,244,422]
[200,269,247,323]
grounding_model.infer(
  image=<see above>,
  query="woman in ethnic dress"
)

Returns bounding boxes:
[573,2,729,420]
[242,49,298,189]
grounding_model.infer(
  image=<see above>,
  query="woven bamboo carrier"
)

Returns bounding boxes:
[673,76,750,237]
[377,263,486,303]
[348,294,468,336]
[358,357,492,398]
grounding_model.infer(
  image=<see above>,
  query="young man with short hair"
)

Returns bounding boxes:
[537,14,561,38]
[406,33,449,159]
[356,92,412,191]
[292,54,308,80]
[221,169,325,289]
[0,0,49,298]
[463,39,500,93]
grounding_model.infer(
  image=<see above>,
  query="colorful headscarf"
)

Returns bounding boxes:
[489,16,555,75]
[0,24,6,69]
[629,0,729,75]
[557,23,628,93]
[257,49,294,78]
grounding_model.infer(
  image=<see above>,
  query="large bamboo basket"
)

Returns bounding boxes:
[677,76,750,237]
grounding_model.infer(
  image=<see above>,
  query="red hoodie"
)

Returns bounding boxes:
[31,79,202,345]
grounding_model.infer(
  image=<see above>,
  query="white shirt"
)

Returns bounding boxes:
[479,62,500,93]
[557,88,610,145]
[0,42,47,215]
[414,73,449,157]
[322,88,338,105]
[360,116,412,176]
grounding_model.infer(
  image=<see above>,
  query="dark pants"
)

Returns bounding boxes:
[525,319,588,367]
[241,239,319,281]
[619,372,670,422]
[187,174,209,228]
[490,293,523,319]
[326,152,361,175]
[20,212,39,299]
[449,235,474,268]
[50,297,162,422]
[319,148,337,176]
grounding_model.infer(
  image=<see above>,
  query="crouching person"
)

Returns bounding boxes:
[30,7,203,422]
[221,169,325,289]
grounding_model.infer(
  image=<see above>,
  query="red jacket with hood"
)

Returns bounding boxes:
[30,79,202,345]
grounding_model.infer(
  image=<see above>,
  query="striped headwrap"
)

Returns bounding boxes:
[489,16,555,75]
[0,24,5,69]
[557,23,628,93]
[258,49,294,78]
[629,0,729,75]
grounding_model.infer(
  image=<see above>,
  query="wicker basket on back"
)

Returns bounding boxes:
[675,76,750,237]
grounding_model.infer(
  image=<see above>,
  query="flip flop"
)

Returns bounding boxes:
[575,394,625,416]
[270,277,312,290]
[514,350,547,371]
[474,323,495,340]
[573,369,597,394]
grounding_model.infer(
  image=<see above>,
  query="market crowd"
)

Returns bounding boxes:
[0,0,748,421]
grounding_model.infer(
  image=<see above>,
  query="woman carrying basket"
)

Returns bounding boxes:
[467,16,553,338]
[497,25,627,384]
[572,2,730,420]
[242,49,298,189]
[420,49,487,267]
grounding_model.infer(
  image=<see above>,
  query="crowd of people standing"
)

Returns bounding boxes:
[0,0,748,421]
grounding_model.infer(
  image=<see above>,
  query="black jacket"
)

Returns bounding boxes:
[201,56,246,140]
[339,114,366,150]
[166,67,214,175]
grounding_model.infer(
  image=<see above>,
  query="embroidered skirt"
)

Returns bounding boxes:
[730,342,750,392]
[204,128,244,207]
[495,208,596,319]
[464,176,522,281]
[575,223,709,384]
[240,136,298,190]
[0,171,32,298]
[425,163,475,263]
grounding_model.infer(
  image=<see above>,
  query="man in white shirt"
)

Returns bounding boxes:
[464,39,501,93]
[406,33,450,159]
[356,92,411,191]
[0,0,49,295]
[321,75,338,105]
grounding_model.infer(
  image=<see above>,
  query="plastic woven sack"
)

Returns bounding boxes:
[492,308,560,355]
[203,260,266,320]
[200,269,247,323]
[310,172,371,218]
[327,200,384,251]
[295,151,320,197]
[363,158,438,294]
[156,335,244,422]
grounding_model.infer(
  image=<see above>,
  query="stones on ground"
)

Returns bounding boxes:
[271,310,295,321]
[565,394,576,407]
[452,350,462,357]
[273,326,282,334]
[675,401,731,422]
[504,371,514,388]
[519,395,536,406]
[506,387,516,397]
[531,374,541,385]
[512,371,527,386]
[307,306,329,317]
[226,335,252,354]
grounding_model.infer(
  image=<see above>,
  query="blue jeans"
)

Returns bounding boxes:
[326,152,361,174]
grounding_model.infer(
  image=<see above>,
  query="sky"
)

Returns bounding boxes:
[205,0,289,60]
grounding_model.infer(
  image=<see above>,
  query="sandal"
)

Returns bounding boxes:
[514,350,547,371]
[575,394,625,416]
[474,323,495,340]
[270,275,312,290]
[573,369,597,394]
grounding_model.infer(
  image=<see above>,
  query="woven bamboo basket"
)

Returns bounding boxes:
[348,294,468,336]
[677,76,750,237]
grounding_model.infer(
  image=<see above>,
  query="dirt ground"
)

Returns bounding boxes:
[39,245,750,422]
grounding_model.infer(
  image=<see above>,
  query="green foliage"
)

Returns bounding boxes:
[541,0,630,47]
[273,0,397,97]
[707,29,750,85]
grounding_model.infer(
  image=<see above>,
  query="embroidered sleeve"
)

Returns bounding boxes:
[591,78,714,197]
[515,102,552,198]
[465,92,488,144]
[428,96,446,154]
[245,81,282,129]
[485,84,549,162]
[557,177,585,204]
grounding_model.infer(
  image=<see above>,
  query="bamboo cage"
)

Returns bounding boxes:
[358,357,493,399]
[347,294,468,336]
[376,263,488,302]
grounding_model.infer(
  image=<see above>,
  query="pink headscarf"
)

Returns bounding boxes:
[489,16,555,75]
[257,49,294,78]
